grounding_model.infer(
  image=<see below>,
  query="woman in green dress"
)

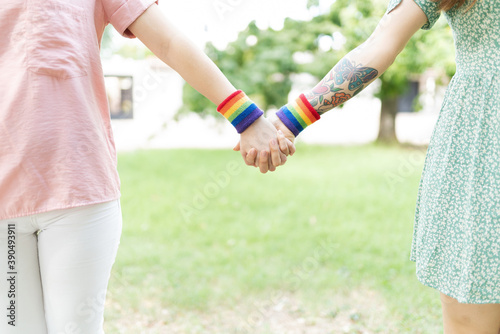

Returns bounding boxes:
[260,0,500,332]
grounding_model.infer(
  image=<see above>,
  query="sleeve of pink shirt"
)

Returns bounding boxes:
[103,0,159,38]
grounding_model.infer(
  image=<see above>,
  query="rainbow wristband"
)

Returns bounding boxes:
[276,94,320,137]
[217,90,264,133]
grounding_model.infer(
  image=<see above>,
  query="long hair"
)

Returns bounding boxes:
[434,0,479,11]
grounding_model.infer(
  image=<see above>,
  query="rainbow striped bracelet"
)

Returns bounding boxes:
[276,94,320,137]
[217,90,264,133]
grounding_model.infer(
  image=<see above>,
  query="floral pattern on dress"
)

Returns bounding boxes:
[387,0,500,304]
[387,0,441,29]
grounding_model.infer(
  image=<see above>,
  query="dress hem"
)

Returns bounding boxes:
[410,257,500,304]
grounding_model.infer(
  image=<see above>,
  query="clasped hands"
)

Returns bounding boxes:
[234,115,296,173]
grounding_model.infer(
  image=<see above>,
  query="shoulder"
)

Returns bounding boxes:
[386,0,441,30]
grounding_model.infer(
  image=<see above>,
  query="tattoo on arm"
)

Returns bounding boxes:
[306,58,379,115]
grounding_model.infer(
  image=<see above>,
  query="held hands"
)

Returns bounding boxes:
[269,113,296,147]
[246,92,319,172]
[234,115,296,174]
[218,90,297,173]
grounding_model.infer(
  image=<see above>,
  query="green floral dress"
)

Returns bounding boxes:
[387,0,500,304]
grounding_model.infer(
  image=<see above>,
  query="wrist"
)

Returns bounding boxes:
[270,114,295,140]
[244,114,264,128]
[275,94,320,137]
[217,90,264,134]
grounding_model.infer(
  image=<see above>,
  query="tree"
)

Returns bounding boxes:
[180,1,455,143]
[178,18,339,116]
[326,0,455,143]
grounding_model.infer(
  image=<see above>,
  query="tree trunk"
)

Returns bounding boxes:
[377,97,399,144]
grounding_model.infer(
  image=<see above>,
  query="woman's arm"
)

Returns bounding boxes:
[272,0,429,139]
[127,4,290,173]
[128,5,234,105]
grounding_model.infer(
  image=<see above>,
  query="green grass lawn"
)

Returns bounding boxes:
[105,144,443,333]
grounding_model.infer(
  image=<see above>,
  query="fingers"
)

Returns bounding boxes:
[233,142,241,151]
[245,134,293,172]
[268,158,276,172]
[270,139,282,167]
[277,130,290,156]
[258,151,270,174]
[286,138,296,156]
[279,152,287,166]
[245,148,258,167]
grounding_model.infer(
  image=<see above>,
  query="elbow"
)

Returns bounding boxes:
[364,34,403,68]
[158,35,174,61]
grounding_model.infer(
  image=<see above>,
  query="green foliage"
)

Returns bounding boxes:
[179,21,304,116]
[179,18,338,117]
[181,1,455,118]
[115,44,155,60]
[325,0,455,99]
[101,25,114,51]
[307,0,320,9]
[100,25,155,60]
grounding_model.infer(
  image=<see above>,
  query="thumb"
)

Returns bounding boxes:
[233,141,241,151]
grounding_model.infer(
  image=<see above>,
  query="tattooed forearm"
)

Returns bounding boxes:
[305,58,379,115]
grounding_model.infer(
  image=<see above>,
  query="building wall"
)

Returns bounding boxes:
[105,58,444,151]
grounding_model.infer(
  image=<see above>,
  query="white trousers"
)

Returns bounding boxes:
[0,199,122,334]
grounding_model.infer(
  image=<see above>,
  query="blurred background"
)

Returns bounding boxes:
[101,0,456,333]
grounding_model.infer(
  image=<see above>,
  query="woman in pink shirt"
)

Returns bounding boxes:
[0,1,291,332]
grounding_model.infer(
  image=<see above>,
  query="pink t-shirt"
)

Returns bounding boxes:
[0,0,157,220]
